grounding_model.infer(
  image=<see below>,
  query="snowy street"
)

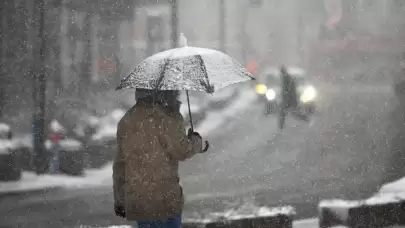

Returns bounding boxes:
[0,83,402,228]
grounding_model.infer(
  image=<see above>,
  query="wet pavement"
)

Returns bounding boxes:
[1,83,403,228]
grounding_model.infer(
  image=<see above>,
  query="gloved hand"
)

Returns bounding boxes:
[187,128,209,153]
[187,128,202,139]
[114,204,126,218]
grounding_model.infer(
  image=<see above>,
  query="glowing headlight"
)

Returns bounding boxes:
[300,86,317,103]
[255,84,267,94]
[266,89,276,100]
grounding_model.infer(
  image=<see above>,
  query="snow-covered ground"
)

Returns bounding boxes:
[0,164,113,195]
[379,176,405,194]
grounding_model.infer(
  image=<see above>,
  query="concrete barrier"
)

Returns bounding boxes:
[183,206,295,228]
[319,194,405,228]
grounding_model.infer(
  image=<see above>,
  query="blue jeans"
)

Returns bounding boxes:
[134,214,182,228]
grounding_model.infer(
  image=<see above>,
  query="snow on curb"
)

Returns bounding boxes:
[183,203,295,228]
[319,194,405,228]
[292,218,318,228]
[0,139,14,154]
[58,139,83,151]
[379,176,405,194]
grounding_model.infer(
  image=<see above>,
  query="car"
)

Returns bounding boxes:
[254,67,317,116]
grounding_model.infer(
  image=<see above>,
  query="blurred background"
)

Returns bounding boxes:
[2,0,404,131]
[2,0,405,227]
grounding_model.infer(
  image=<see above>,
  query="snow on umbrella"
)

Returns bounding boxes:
[116,34,254,151]
[116,33,253,92]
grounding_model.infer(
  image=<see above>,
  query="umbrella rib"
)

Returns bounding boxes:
[195,55,214,93]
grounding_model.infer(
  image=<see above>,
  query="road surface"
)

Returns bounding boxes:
[1,83,402,228]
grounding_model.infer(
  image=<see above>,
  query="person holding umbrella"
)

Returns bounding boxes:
[114,34,254,228]
[113,88,205,227]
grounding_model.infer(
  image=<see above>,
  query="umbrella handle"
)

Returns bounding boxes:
[202,140,209,152]
[186,91,194,132]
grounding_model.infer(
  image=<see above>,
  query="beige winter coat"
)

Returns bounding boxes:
[113,100,202,221]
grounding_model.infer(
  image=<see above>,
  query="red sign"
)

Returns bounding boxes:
[247,61,258,75]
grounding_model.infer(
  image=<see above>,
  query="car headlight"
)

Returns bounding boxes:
[255,84,267,95]
[300,86,317,103]
[266,89,276,100]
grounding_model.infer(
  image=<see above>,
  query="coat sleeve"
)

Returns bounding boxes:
[113,124,125,206]
[162,116,202,161]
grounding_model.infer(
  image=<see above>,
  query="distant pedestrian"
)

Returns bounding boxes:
[278,66,298,130]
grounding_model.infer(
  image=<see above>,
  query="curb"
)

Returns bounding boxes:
[319,197,405,228]
[0,186,63,200]
[183,214,293,228]
[183,206,295,228]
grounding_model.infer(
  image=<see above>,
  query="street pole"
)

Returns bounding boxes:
[81,12,92,98]
[171,0,178,49]
[219,0,226,52]
[0,1,6,118]
[33,0,47,174]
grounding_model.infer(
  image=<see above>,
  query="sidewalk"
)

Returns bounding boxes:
[292,175,405,228]
[0,163,112,197]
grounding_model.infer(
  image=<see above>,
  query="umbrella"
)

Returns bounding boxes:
[116,34,254,150]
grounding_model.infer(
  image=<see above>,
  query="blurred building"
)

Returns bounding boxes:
[2,0,405,131]
[314,0,405,81]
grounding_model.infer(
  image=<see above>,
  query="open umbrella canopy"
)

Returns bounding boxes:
[116,37,254,93]
[116,34,254,149]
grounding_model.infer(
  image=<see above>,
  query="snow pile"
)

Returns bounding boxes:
[12,135,53,150]
[49,120,65,133]
[319,193,405,227]
[379,176,405,194]
[0,163,113,194]
[58,139,83,151]
[185,202,295,223]
[13,134,33,148]
[0,123,11,133]
[320,191,405,209]
[0,139,17,155]
[292,218,350,228]
[216,204,295,220]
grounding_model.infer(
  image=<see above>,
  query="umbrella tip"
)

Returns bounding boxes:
[179,33,188,48]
